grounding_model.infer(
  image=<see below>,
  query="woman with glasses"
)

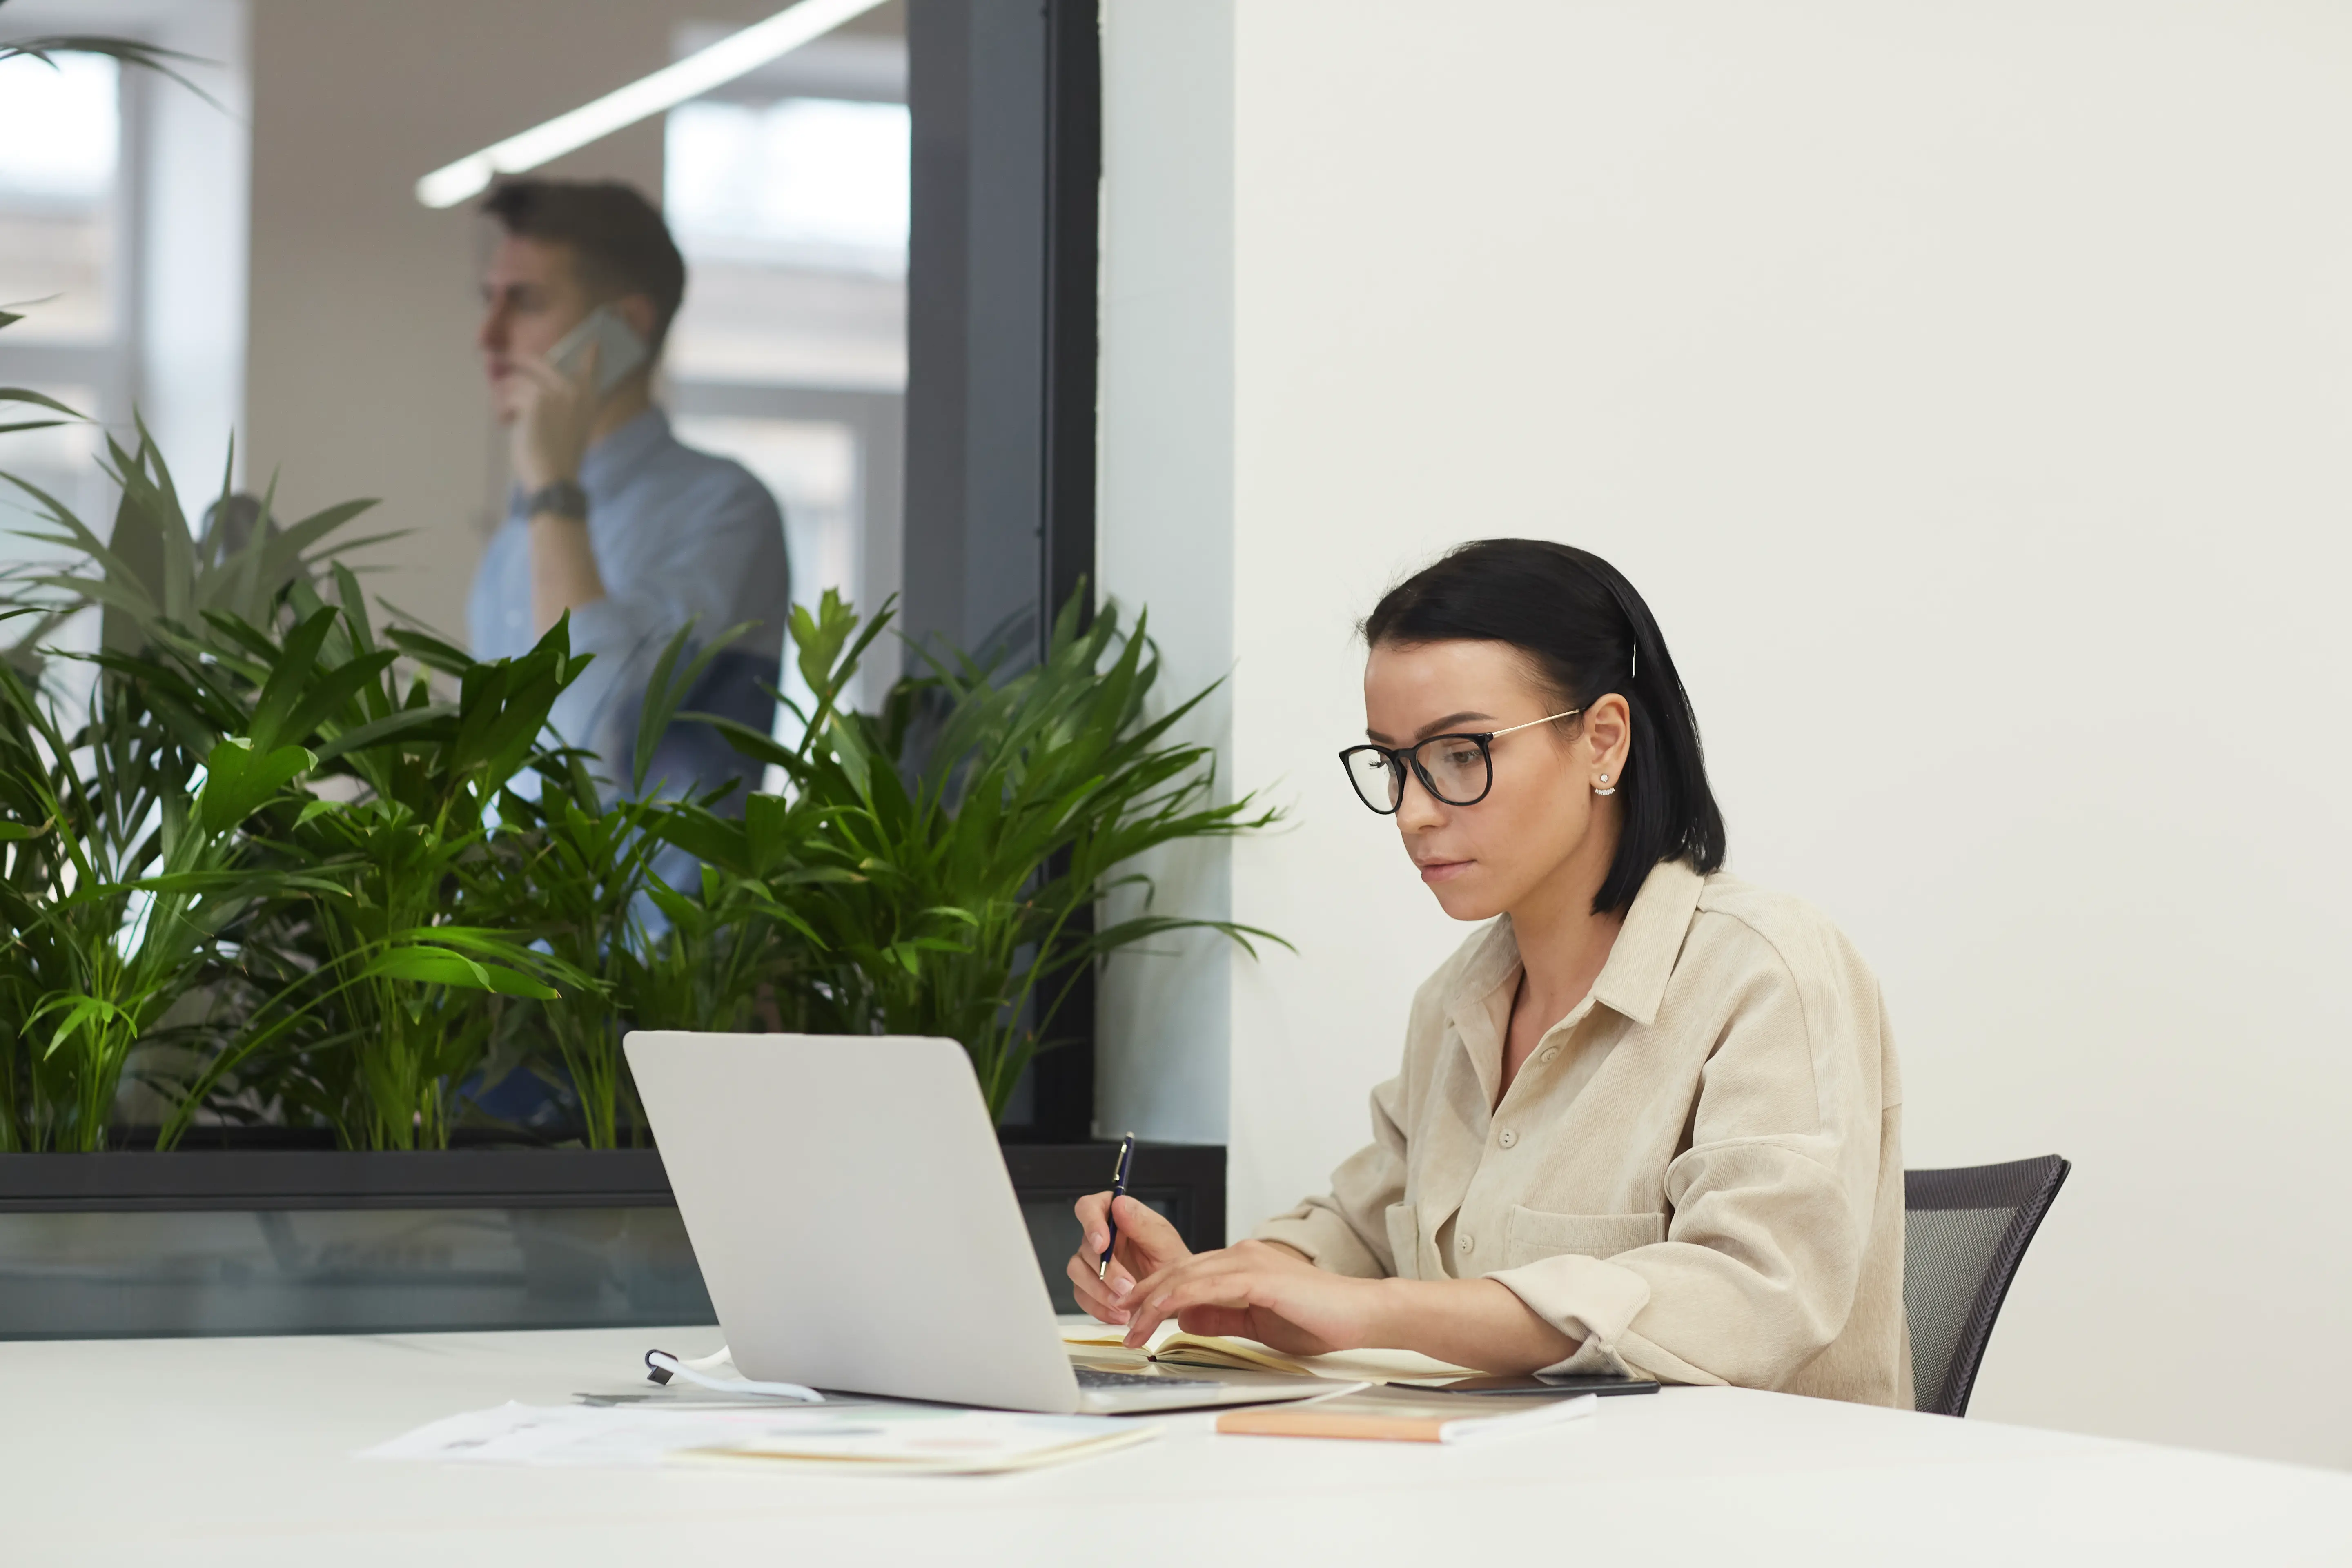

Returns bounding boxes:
[1068,539,1910,1407]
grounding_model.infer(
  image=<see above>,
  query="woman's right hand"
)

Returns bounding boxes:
[1067,1191,1193,1325]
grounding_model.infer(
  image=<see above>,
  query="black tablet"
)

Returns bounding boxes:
[1421,1372,1662,1397]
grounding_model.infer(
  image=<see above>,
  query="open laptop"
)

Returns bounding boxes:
[626,1031,1334,1414]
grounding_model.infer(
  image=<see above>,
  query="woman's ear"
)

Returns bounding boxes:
[1582,693,1632,784]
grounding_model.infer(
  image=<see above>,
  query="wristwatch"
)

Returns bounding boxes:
[524,479,589,521]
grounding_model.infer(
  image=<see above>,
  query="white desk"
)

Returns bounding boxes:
[6,1326,2345,1566]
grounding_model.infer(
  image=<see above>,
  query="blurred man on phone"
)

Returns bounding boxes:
[467,178,788,808]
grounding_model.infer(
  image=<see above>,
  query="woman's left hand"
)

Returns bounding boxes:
[1117,1240,1388,1355]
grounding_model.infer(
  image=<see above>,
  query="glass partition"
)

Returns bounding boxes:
[0,1206,713,1339]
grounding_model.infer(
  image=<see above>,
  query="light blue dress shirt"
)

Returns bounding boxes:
[466,407,790,807]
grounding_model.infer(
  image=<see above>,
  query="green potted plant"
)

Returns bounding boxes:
[0,361,1270,1335]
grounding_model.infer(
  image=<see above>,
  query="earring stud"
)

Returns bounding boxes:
[1595,773,1615,797]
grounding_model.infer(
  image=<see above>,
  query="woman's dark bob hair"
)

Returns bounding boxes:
[1361,539,1726,915]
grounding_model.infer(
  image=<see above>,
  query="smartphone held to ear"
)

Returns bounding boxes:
[548,305,649,396]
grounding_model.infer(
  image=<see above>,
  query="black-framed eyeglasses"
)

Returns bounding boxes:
[1337,709,1582,814]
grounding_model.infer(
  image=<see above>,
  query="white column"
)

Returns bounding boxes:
[136,0,252,501]
[1094,0,1238,1148]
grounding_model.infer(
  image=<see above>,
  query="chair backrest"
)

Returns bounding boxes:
[1903,1155,2070,1417]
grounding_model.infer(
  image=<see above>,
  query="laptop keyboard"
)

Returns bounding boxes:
[1074,1365,1219,1390]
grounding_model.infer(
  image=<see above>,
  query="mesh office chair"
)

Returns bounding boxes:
[1904,1155,2070,1417]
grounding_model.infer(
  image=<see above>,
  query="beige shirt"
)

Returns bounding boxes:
[1255,858,1912,1408]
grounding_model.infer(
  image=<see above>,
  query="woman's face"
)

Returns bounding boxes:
[1360,639,1629,924]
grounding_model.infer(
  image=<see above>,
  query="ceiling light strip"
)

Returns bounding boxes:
[414,0,890,209]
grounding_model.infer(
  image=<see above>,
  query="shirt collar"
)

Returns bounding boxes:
[1588,858,1707,1027]
[1445,856,1708,1050]
[578,405,672,493]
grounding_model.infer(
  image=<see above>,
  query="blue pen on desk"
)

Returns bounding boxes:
[1097,1132,1136,1281]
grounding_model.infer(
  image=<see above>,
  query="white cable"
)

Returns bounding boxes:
[644,1348,823,1403]
[671,1345,737,1375]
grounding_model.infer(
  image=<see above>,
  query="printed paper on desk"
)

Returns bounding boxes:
[679,1410,1161,1475]
[361,1401,1160,1475]
[361,1402,864,1469]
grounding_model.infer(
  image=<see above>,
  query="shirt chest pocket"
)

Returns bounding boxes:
[1502,1207,1667,1269]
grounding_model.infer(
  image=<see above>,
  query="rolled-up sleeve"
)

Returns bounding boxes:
[1487,934,1888,1388]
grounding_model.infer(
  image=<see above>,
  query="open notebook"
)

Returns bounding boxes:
[1060,1326,1480,1385]
[1060,1325,1660,1402]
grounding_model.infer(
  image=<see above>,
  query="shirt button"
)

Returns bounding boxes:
[1539,1047,1560,1063]
[1498,1129,1518,1149]
[1457,1234,1474,1255]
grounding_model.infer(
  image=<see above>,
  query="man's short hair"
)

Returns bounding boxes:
[483,178,687,354]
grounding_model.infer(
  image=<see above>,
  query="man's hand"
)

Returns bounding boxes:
[508,342,600,492]
[1115,1240,1389,1357]
[1067,1192,1192,1325]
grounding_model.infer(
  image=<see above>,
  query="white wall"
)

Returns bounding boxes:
[1102,0,2352,1469]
